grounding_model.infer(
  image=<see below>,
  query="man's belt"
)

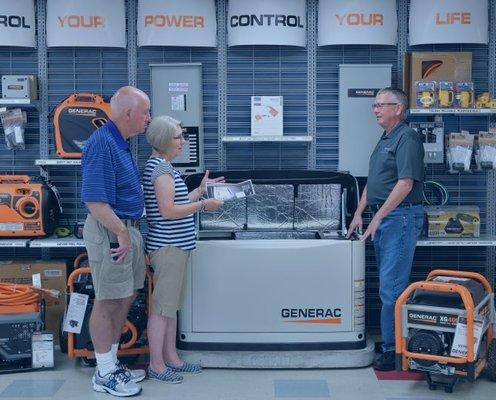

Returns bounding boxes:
[369,202,422,212]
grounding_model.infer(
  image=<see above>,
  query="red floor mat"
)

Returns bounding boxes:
[374,370,425,381]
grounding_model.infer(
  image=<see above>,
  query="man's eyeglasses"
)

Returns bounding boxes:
[371,102,398,110]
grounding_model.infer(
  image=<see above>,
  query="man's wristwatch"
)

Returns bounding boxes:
[199,199,206,212]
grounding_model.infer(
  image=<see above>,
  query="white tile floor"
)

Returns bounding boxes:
[0,350,495,399]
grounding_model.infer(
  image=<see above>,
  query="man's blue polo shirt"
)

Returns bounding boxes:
[81,120,144,220]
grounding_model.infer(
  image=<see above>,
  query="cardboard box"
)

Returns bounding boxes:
[426,206,480,238]
[403,52,472,109]
[0,260,67,343]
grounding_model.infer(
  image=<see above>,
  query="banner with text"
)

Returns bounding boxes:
[409,0,488,45]
[318,0,397,46]
[228,0,306,47]
[138,0,216,47]
[0,0,36,47]
[47,0,126,48]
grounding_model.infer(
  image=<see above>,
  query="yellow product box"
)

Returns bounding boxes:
[426,206,480,238]
[0,260,67,344]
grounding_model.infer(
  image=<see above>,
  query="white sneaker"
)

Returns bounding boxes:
[92,369,142,397]
[116,361,146,383]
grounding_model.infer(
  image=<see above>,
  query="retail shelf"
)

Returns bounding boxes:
[417,235,496,247]
[409,108,496,115]
[29,236,85,248]
[35,159,81,166]
[0,99,40,108]
[0,238,30,247]
[222,135,312,143]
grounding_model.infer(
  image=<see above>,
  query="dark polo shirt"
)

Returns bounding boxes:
[366,121,424,205]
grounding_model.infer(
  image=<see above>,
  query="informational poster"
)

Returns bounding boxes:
[251,96,283,136]
[228,0,306,47]
[0,0,36,48]
[409,0,488,45]
[318,0,397,46]
[137,0,216,47]
[46,0,126,48]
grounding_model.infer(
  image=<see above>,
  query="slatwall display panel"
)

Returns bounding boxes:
[365,246,489,329]
[364,42,492,331]
[225,142,309,170]
[0,47,40,176]
[136,47,219,171]
[226,46,308,170]
[45,48,128,225]
[315,45,397,170]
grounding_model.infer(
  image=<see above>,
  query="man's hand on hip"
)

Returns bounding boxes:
[111,229,132,263]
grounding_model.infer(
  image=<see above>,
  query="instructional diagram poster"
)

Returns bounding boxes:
[251,96,283,136]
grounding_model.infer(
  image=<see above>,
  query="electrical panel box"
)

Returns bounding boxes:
[2,75,37,100]
[339,64,392,177]
[410,118,444,163]
[150,63,204,174]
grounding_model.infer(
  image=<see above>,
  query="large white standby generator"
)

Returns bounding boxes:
[177,170,373,367]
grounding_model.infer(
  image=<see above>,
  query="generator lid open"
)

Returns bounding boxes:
[184,170,359,233]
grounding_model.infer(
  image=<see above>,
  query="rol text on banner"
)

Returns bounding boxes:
[138,0,216,47]
[0,0,35,48]
[228,0,306,47]
[409,0,488,45]
[46,0,126,48]
[318,0,397,46]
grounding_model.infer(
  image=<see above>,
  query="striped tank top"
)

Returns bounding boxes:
[143,157,196,252]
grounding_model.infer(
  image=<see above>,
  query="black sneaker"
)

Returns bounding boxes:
[373,351,395,371]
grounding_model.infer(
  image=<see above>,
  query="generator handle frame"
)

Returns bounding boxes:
[427,269,493,295]
[395,280,480,369]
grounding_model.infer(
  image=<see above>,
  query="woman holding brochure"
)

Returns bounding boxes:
[142,115,224,383]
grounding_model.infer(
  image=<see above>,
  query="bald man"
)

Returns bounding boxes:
[81,86,151,397]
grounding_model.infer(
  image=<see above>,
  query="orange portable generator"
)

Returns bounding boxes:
[0,175,61,237]
[60,254,152,366]
[395,269,496,393]
[53,93,111,158]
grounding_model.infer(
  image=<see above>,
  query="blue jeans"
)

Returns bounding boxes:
[373,205,424,352]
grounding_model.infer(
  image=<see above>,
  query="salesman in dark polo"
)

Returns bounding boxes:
[347,87,425,371]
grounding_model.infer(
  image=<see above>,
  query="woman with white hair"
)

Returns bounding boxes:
[143,115,224,383]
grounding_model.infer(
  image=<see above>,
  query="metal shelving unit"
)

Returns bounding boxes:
[222,135,312,143]
[409,108,496,115]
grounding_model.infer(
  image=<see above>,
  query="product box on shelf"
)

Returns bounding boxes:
[403,52,472,109]
[0,260,67,343]
[426,206,480,238]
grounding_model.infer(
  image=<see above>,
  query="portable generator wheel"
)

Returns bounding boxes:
[486,338,496,381]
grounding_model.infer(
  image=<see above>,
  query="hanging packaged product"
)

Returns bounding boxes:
[415,81,437,108]
[53,93,111,158]
[0,108,27,150]
[454,82,474,109]
[475,131,496,170]
[438,81,454,108]
[446,131,474,173]
[0,175,62,237]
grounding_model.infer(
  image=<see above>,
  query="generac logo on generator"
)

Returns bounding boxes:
[144,15,205,28]
[281,308,342,324]
[56,15,106,28]
[335,13,384,26]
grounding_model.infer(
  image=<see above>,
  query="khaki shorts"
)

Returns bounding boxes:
[83,214,145,300]
[149,245,190,318]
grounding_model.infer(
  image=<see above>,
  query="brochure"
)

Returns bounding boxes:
[206,179,255,201]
